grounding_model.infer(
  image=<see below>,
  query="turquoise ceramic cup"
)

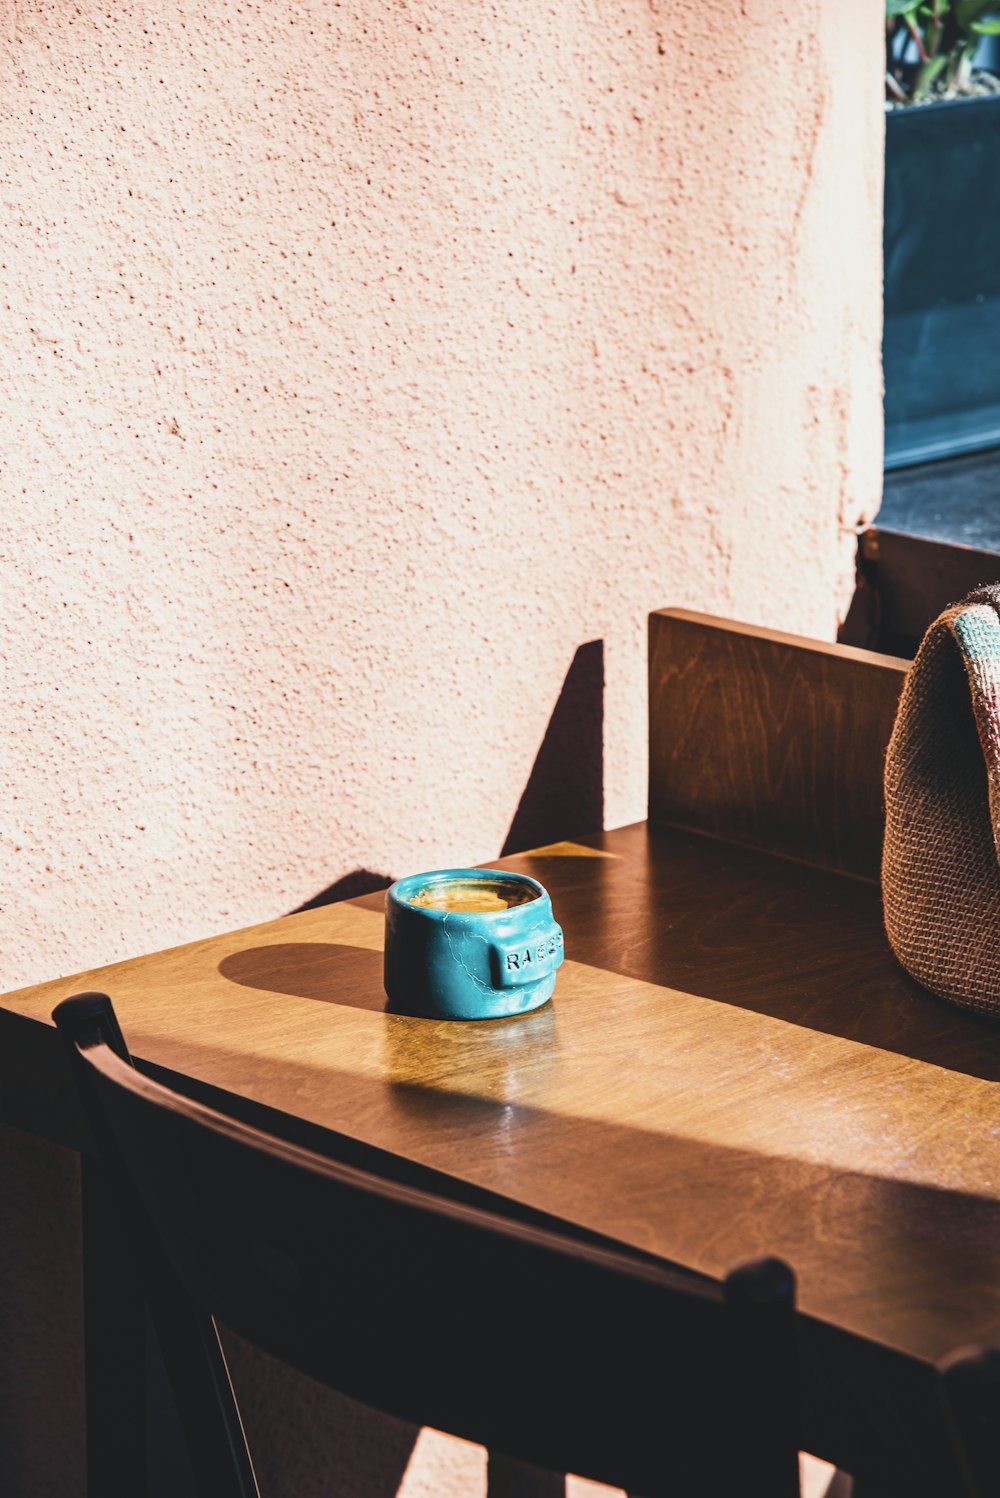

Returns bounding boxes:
[384,868,564,1020]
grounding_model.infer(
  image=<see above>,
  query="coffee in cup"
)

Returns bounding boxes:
[407,878,540,914]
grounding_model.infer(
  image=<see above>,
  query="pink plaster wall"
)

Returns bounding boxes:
[1,2,883,984]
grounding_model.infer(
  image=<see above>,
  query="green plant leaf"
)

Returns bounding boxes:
[886,0,920,16]
[913,51,949,96]
[956,0,999,24]
[970,16,1000,29]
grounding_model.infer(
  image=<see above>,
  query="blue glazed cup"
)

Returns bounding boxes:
[384,868,564,1020]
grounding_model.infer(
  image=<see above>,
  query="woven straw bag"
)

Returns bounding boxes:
[883,584,1000,1013]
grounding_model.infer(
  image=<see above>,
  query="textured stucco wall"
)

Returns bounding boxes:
[0,1,883,991]
[0,3,882,1493]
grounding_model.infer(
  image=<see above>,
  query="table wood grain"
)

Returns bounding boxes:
[5,822,1000,1349]
[5,822,1000,1489]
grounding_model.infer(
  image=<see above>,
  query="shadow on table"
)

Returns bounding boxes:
[502,824,1000,1084]
[291,868,394,914]
[127,1027,1000,1498]
[220,943,386,1011]
[225,842,1000,1083]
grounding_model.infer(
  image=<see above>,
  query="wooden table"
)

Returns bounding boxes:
[4,611,1000,1495]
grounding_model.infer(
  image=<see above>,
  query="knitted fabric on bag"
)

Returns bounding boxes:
[883,583,1000,1013]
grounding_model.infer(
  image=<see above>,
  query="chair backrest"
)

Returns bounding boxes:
[54,990,802,1498]
[647,608,907,879]
[938,1347,1000,1498]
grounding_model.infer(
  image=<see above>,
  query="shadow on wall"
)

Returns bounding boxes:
[502,640,604,856]
[222,1332,420,1498]
[290,638,604,911]
[292,867,395,912]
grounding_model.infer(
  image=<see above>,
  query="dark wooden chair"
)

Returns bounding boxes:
[53,989,803,1498]
[825,1344,1000,1498]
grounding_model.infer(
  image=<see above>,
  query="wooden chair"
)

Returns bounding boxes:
[53,989,803,1498]
[824,1341,1000,1498]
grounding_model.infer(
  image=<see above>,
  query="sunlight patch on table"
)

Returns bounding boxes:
[520,841,620,859]
[117,936,1000,1206]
